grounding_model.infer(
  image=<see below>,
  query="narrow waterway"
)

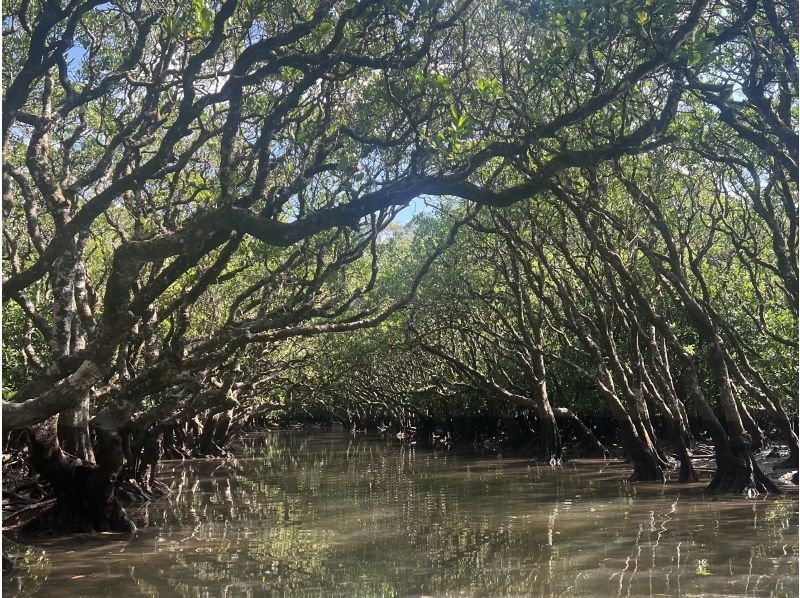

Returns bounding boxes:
[5,432,798,597]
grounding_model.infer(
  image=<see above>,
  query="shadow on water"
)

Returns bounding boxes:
[4,431,798,597]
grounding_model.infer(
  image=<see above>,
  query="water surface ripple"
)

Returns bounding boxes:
[5,431,798,597]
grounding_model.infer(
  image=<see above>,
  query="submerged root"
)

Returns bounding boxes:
[2,498,57,531]
[117,478,171,506]
[629,464,666,483]
[678,457,700,483]
[707,444,782,495]
[14,472,137,536]
[18,494,136,537]
[628,449,666,483]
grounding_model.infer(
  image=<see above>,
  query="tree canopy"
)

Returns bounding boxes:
[1,0,797,532]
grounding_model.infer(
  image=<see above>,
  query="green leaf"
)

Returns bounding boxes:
[431,74,451,89]
[476,77,502,96]
[192,0,214,36]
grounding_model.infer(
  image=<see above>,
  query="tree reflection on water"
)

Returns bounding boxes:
[6,432,798,597]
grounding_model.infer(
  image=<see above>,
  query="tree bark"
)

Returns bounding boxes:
[57,394,95,464]
[596,368,665,482]
[24,417,134,535]
[531,347,561,462]
[553,408,608,457]
[682,354,780,494]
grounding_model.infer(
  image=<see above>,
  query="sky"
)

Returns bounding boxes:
[394,196,431,226]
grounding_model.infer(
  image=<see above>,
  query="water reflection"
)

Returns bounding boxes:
[5,432,798,597]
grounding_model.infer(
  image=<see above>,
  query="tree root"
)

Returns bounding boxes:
[707,450,782,495]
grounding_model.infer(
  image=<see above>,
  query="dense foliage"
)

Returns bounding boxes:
[1,0,797,533]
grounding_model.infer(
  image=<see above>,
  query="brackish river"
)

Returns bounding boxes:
[5,432,798,597]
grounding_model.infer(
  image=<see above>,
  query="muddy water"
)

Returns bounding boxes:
[4,432,798,597]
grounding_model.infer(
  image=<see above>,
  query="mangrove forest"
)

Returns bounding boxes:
[1,0,798,594]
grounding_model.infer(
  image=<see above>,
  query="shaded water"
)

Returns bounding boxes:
[4,431,798,597]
